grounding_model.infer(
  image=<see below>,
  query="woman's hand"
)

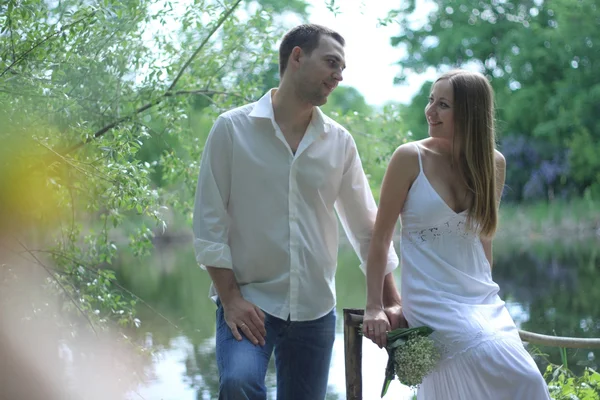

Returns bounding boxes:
[363,306,391,348]
[384,303,408,330]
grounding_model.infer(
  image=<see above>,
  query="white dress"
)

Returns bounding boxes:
[400,144,550,400]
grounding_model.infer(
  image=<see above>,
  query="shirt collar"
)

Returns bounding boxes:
[249,89,332,135]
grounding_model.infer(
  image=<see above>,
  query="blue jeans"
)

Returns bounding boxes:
[215,300,336,400]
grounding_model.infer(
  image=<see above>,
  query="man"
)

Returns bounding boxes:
[193,24,403,400]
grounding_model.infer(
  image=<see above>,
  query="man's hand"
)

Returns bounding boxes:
[363,306,391,349]
[222,296,267,346]
[384,303,408,330]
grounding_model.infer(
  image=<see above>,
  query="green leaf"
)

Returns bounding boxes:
[381,348,395,398]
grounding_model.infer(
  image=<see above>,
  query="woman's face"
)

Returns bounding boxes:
[425,79,454,140]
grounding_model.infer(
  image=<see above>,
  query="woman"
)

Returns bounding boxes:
[362,70,550,399]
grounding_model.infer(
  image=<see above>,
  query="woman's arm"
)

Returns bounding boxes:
[364,143,419,348]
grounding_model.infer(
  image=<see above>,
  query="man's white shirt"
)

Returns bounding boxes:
[193,89,398,321]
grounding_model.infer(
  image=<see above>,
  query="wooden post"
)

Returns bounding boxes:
[344,308,364,400]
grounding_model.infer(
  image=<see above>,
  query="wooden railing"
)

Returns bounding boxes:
[343,308,600,400]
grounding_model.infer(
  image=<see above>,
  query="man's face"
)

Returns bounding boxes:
[295,35,345,106]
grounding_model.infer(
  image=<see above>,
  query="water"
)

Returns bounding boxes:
[117,237,600,399]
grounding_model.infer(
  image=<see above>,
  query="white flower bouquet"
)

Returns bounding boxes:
[363,326,440,397]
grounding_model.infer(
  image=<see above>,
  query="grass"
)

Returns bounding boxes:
[498,198,600,242]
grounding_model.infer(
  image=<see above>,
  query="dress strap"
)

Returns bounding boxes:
[413,142,423,172]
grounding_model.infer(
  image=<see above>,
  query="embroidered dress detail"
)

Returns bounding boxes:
[404,216,475,245]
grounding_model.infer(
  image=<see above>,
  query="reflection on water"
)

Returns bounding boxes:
[492,238,600,376]
[117,237,599,399]
[136,334,416,400]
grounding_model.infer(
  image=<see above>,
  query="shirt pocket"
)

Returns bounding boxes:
[295,145,344,204]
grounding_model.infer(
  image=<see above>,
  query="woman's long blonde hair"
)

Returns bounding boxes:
[437,70,498,236]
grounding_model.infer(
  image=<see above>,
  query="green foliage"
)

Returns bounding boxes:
[321,86,373,116]
[567,129,600,199]
[497,197,600,239]
[255,0,309,15]
[543,349,600,400]
[0,0,308,332]
[332,104,410,199]
[388,0,600,200]
[322,88,412,197]
[398,83,430,140]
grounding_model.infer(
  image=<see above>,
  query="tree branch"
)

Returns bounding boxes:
[64,98,162,153]
[33,138,118,185]
[64,89,246,154]
[14,239,98,336]
[167,0,243,92]
[59,0,244,154]
[9,17,16,60]
[0,11,98,78]
[168,89,249,100]
[28,249,180,331]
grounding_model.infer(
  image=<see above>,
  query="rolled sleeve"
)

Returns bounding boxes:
[194,239,232,270]
[335,134,399,275]
[193,116,234,270]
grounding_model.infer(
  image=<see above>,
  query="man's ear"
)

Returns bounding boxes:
[289,46,303,69]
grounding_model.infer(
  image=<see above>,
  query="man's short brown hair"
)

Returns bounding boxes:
[279,24,345,77]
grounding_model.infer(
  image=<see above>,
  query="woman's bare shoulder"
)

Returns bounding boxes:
[494,149,506,168]
[387,141,422,181]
